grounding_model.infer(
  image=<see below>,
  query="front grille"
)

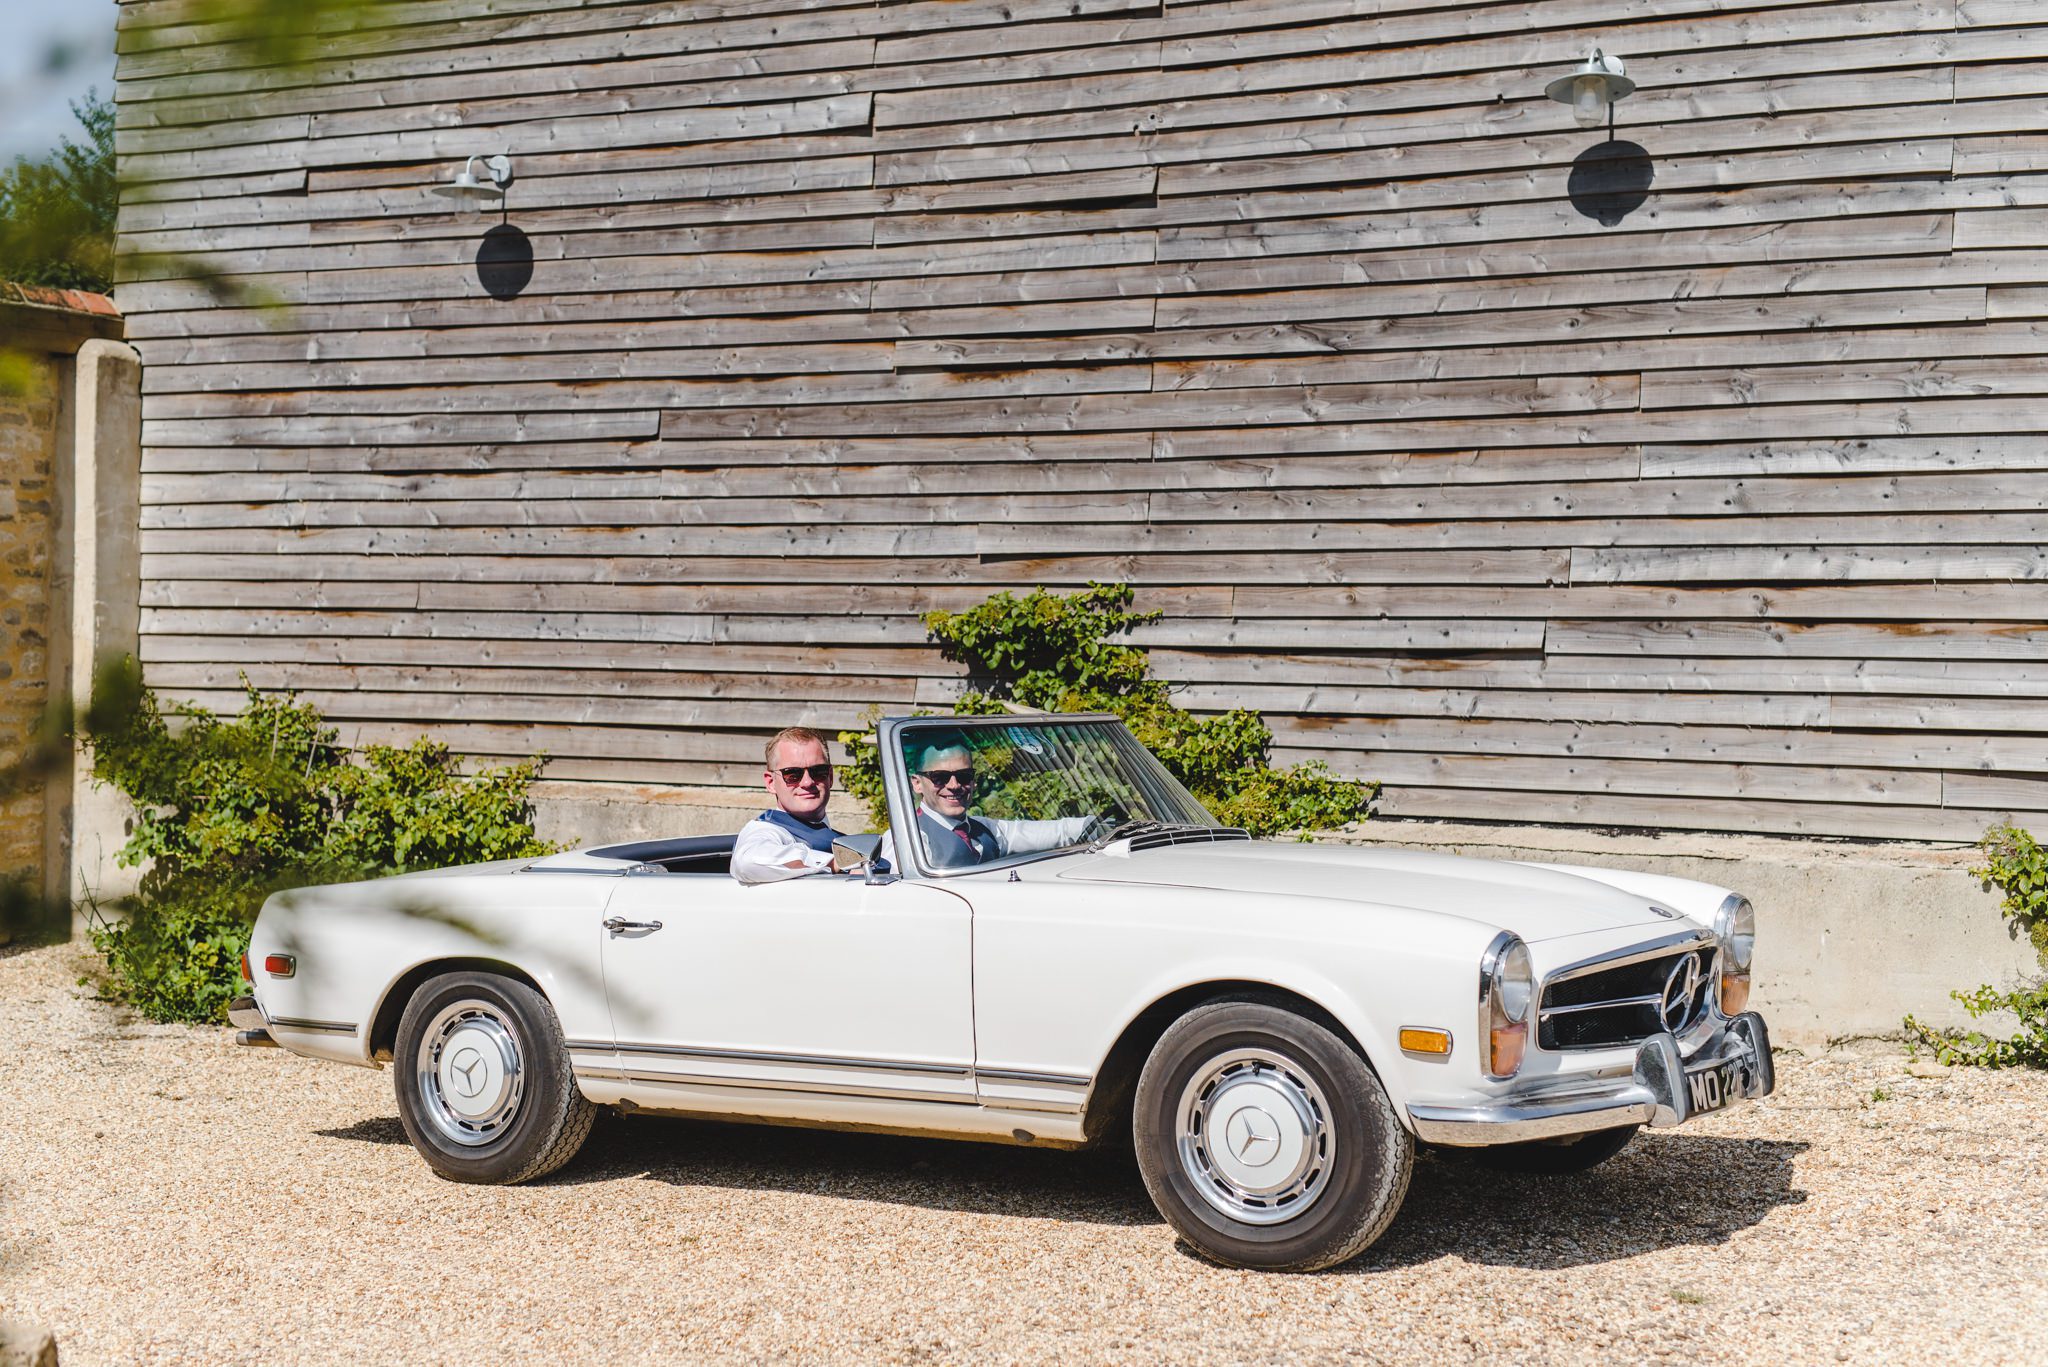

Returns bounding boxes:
[1538,946,1717,1050]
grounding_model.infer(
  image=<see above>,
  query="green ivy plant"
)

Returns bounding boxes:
[1970,824,2048,964]
[83,669,555,1023]
[838,582,1376,839]
[1902,823,2048,1069]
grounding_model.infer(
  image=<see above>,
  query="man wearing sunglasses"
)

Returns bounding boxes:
[731,726,847,885]
[910,738,1093,870]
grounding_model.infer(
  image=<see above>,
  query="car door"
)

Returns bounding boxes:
[595,871,977,1111]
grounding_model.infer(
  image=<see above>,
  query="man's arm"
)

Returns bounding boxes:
[730,820,835,885]
[983,814,1095,856]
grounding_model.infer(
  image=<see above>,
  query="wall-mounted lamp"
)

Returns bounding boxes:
[1545,49,1636,130]
[430,154,514,213]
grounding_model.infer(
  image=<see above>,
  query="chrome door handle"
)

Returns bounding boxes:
[603,917,663,934]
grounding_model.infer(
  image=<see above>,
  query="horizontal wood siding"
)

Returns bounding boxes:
[111,0,2048,840]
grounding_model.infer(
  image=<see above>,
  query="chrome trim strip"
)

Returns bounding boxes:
[270,1016,358,1036]
[582,1067,978,1107]
[1545,930,1717,984]
[611,1041,973,1078]
[979,1095,1086,1115]
[1541,993,1662,1017]
[974,1066,1091,1088]
[563,1038,613,1053]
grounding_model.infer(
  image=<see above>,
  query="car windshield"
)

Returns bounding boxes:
[896,717,1219,872]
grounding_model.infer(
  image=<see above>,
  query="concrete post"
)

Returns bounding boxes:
[60,339,142,910]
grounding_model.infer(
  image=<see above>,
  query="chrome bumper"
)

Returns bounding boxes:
[1408,1011,1775,1146]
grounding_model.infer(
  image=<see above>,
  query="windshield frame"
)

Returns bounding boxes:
[876,712,1220,880]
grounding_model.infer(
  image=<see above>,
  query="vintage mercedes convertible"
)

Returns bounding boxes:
[236,713,1773,1271]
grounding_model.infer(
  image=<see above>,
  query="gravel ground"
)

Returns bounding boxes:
[3,938,2044,1366]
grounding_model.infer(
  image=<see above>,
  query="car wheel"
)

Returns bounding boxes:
[392,971,596,1184]
[1474,1124,1639,1175]
[1133,999,1413,1272]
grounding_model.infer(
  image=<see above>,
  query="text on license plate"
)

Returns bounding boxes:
[1686,1060,1742,1114]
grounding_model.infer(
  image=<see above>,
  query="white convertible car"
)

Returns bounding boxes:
[236,713,1773,1271]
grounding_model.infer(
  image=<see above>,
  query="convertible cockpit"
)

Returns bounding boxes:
[583,835,736,876]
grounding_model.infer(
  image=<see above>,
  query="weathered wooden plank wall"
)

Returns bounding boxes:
[110,0,2048,839]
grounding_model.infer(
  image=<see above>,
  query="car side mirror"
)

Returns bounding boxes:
[831,833,891,884]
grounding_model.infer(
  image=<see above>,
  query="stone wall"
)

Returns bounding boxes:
[0,352,59,892]
[0,285,128,925]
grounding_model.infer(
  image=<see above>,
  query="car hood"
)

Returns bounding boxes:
[1054,839,1683,943]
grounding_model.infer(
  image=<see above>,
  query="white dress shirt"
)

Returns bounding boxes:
[916,803,1093,862]
[730,813,839,885]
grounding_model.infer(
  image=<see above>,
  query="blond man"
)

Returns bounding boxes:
[730,726,844,885]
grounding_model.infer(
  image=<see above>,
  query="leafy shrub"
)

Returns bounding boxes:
[1970,824,2048,964]
[84,671,554,1023]
[838,582,1376,838]
[1902,823,2048,1069]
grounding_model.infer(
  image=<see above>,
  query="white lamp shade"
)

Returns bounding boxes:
[1544,49,1637,126]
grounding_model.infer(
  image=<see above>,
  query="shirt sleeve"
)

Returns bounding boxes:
[730,819,836,885]
[985,815,1095,856]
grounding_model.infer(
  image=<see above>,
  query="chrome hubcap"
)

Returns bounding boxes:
[416,999,524,1148]
[1175,1048,1333,1226]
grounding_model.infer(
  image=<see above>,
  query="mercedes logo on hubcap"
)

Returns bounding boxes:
[1660,954,1703,1031]
[449,1046,488,1099]
[1225,1107,1281,1166]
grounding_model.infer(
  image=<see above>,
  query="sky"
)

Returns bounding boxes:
[0,0,119,161]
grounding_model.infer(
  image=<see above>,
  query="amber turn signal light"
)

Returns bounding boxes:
[263,954,296,978]
[1489,1020,1527,1078]
[1720,970,1751,1017]
[1399,1028,1453,1056]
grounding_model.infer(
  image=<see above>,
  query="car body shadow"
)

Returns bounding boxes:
[569,1111,1164,1228]
[317,1111,1806,1265]
[1349,1132,1810,1273]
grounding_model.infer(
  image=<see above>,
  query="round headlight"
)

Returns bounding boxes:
[1713,895,1756,973]
[1488,936,1533,1025]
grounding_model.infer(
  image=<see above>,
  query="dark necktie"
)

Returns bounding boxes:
[953,823,980,860]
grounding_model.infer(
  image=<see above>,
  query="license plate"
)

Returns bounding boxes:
[1684,1058,1743,1115]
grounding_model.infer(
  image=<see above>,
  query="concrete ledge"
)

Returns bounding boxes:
[1347,819,2042,1047]
[530,781,868,848]
[528,783,2042,1048]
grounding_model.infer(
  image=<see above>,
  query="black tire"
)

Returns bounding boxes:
[1133,999,1413,1272]
[1474,1124,1640,1175]
[392,971,596,1184]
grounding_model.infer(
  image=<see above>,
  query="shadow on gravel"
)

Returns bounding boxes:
[1343,1133,1811,1274]
[313,1113,1805,1259]
[316,1116,410,1146]
[561,1111,1163,1228]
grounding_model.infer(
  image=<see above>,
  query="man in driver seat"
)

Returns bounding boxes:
[911,736,1093,869]
[731,726,845,885]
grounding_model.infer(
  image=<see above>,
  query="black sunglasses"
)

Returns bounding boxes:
[919,767,976,788]
[776,764,834,784]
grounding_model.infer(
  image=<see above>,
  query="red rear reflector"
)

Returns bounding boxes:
[264,954,296,978]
